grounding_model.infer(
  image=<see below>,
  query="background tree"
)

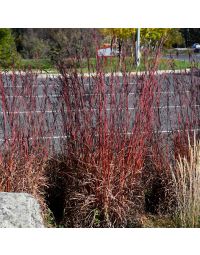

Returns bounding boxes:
[140,28,171,48]
[12,29,50,59]
[100,28,169,65]
[164,29,184,48]
[100,28,184,67]
[100,28,136,64]
[180,28,200,47]
[12,28,99,61]
[46,28,99,66]
[0,28,19,68]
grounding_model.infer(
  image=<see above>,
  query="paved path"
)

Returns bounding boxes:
[164,53,200,62]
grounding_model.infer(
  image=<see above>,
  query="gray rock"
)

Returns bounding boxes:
[0,192,44,228]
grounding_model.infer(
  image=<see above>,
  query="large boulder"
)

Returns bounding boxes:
[0,192,44,228]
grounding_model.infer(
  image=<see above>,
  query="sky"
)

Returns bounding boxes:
[1,0,200,28]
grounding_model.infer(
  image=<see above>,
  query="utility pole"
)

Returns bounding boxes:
[135,28,141,67]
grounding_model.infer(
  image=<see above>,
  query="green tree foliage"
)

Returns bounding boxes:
[0,28,19,68]
[100,28,184,67]
[12,29,50,59]
[180,28,200,47]
[12,28,26,53]
[100,29,136,64]
[46,28,97,64]
[141,28,170,47]
[164,29,184,48]
[100,28,136,39]
[11,29,100,68]
[140,28,184,48]
[101,28,169,44]
[100,28,171,65]
[100,28,184,48]
[187,28,200,45]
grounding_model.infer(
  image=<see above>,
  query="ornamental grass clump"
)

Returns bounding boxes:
[171,133,200,227]
[0,143,48,212]
[54,63,165,227]
[0,70,53,216]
